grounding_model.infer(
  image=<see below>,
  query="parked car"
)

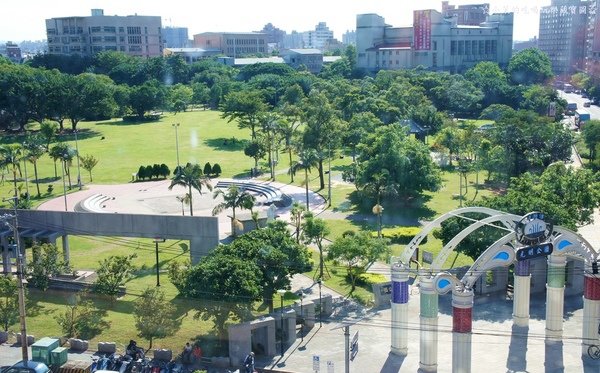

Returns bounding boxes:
[584,101,591,107]
[1,361,49,373]
[582,92,588,98]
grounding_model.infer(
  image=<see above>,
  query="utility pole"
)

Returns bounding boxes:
[327,142,331,207]
[344,325,350,373]
[1,207,28,361]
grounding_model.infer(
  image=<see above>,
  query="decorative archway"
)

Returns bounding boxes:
[390,208,600,373]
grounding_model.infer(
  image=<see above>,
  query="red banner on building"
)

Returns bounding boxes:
[414,10,432,51]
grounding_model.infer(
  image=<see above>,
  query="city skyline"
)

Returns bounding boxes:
[1,0,550,43]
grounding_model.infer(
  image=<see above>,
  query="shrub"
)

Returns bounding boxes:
[203,162,212,176]
[138,166,147,180]
[371,227,427,245]
[152,164,161,178]
[355,272,387,287]
[212,163,222,176]
[160,164,170,178]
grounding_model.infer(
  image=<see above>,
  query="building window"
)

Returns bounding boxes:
[93,46,103,52]
[491,40,497,55]
[458,40,464,55]
[120,36,125,42]
[119,27,125,33]
[128,35,142,44]
[47,28,57,35]
[129,45,142,52]
[120,46,126,51]
[105,36,116,42]
[479,40,484,55]
[127,26,141,35]
[92,36,102,43]
[433,41,437,50]
[104,26,116,33]
[70,37,79,43]
[451,40,457,55]
[465,40,471,55]
[91,26,101,33]
[485,40,491,55]
[105,46,117,51]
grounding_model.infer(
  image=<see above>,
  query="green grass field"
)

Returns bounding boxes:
[1,110,493,351]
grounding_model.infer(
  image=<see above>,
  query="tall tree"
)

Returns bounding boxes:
[302,212,330,281]
[66,73,117,130]
[178,253,261,343]
[290,148,319,210]
[301,92,345,190]
[221,90,268,140]
[93,254,137,299]
[582,120,600,162]
[507,48,553,85]
[23,134,47,197]
[133,287,180,349]
[0,276,19,332]
[327,231,389,291]
[169,163,213,216]
[212,185,256,236]
[0,145,22,202]
[214,221,312,312]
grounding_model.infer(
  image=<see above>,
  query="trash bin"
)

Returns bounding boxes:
[51,347,68,366]
[31,337,60,365]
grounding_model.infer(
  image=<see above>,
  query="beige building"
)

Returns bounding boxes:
[281,49,323,73]
[193,32,267,57]
[46,9,162,58]
[357,9,513,73]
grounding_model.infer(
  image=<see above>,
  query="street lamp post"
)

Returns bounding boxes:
[297,288,304,342]
[277,289,286,357]
[317,278,322,327]
[153,238,165,286]
[61,156,68,211]
[74,130,82,190]
[172,123,180,169]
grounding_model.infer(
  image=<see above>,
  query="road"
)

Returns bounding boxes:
[558,90,600,118]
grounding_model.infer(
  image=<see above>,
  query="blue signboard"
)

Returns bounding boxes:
[516,243,553,261]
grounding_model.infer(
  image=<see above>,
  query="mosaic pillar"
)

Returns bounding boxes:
[391,263,410,355]
[582,264,600,357]
[545,255,566,340]
[419,276,439,372]
[452,288,474,373]
[513,259,531,327]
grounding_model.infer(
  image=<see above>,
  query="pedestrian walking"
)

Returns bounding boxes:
[243,351,255,373]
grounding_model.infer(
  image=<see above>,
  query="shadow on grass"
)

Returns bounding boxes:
[58,128,103,141]
[204,138,249,152]
[95,118,163,126]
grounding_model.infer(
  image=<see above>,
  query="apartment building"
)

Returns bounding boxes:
[356,9,513,73]
[163,26,189,48]
[193,32,267,57]
[45,9,162,57]
[539,0,588,76]
[302,22,334,49]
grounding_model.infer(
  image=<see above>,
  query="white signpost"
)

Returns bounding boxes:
[327,360,335,373]
[313,355,320,372]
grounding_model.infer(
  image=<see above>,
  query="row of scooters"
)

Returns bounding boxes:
[91,351,185,373]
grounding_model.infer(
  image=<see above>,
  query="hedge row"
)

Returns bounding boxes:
[371,227,427,245]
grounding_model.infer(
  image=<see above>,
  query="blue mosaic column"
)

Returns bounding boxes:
[513,259,531,327]
[391,262,410,355]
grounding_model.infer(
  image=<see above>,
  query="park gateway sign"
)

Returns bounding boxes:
[515,212,554,261]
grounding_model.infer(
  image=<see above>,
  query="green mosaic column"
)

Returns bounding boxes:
[546,255,566,339]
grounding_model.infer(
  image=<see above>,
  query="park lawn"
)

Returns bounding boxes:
[0,110,252,209]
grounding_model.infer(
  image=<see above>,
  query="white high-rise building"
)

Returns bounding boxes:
[302,22,334,50]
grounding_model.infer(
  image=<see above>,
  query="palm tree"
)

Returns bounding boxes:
[290,201,306,244]
[0,145,22,203]
[212,185,256,236]
[23,135,47,197]
[168,163,212,216]
[289,148,319,211]
[175,193,191,216]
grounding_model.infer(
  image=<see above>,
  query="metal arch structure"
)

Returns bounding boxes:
[461,232,516,288]
[551,227,599,262]
[399,207,514,264]
[430,213,521,271]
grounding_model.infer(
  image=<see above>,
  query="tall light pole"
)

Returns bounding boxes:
[153,238,165,287]
[61,155,68,211]
[74,130,82,190]
[172,123,180,169]
[277,289,286,357]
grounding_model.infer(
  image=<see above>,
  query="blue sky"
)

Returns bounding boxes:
[1,0,549,42]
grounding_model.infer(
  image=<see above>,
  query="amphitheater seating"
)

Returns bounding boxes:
[215,181,284,205]
[75,193,111,213]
